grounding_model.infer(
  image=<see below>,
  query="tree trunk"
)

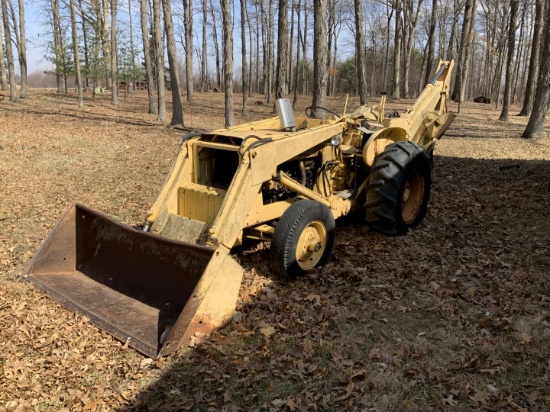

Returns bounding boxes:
[354,0,368,104]
[153,0,166,121]
[498,0,519,122]
[292,0,301,108]
[392,0,402,99]
[80,0,90,90]
[1,0,17,101]
[446,0,459,60]
[288,0,295,95]
[111,0,118,105]
[383,2,394,92]
[403,0,423,98]
[522,2,550,138]
[332,18,341,97]
[240,0,248,114]
[490,6,509,109]
[162,0,184,126]
[210,0,221,90]
[51,0,64,93]
[128,0,135,91]
[90,0,101,96]
[255,1,261,94]
[326,0,334,96]
[275,0,289,101]
[69,0,84,108]
[424,0,437,86]
[183,0,194,102]
[16,0,27,98]
[246,3,253,96]
[266,0,274,103]
[519,0,543,116]
[0,12,8,90]
[220,0,234,127]
[140,0,157,113]
[312,0,328,118]
[254,2,265,93]
[201,0,207,91]
[302,2,308,95]
[511,0,527,104]
[460,0,478,102]
[452,0,474,102]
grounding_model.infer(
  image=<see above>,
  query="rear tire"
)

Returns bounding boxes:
[270,200,335,280]
[364,141,431,235]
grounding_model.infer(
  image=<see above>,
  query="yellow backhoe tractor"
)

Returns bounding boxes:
[23,61,455,358]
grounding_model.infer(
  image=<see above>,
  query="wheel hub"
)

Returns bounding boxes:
[401,169,425,225]
[296,221,327,270]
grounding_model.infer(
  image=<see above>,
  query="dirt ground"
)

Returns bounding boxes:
[0,90,549,411]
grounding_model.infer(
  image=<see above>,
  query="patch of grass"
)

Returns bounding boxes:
[83,370,101,387]
[255,376,301,407]
[271,335,298,356]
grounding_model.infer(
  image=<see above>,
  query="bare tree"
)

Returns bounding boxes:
[519,0,544,116]
[220,0,234,127]
[1,0,17,101]
[498,0,519,122]
[50,0,65,93]
[200,0,208,91]
[69,0,83,108]
[153,0,166,121]
[139,0,157,113]
[424,0,437,86]
[522,1,550,139]
[402,0,424,97]
[0,13,8,90]
[354,0,368,104]
[247,3,253,96]
[240,0,248,114]
[312,0,328,117]
[111,0,118,105]
[301,1,309,95]
[392,0,402,99]
[183,0,194,101]
[326,0,335,96]
[292,0,302,108]
[162,0,184,126]
[17,0,27,98]
[288,0,295,94]
[211,1,222,89]
[127,0,136,92]
[383,1,394,92]
[453,0,476,103]
[275,0,289,100]
[266,0,274,102]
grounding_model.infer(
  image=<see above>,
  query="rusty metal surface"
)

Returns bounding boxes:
[23,203,216,358]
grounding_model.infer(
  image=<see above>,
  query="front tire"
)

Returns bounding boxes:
[364,141,431,235]
[270,200,335,279]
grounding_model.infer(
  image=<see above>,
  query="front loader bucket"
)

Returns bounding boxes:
[23,203,243,358]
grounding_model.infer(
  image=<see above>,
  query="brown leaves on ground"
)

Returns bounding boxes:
[1,90,549,411]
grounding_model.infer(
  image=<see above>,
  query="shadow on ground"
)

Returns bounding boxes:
[118,155,550,411]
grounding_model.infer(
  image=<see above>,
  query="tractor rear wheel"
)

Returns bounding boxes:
[270,200,335,279]
[364,141,431,235]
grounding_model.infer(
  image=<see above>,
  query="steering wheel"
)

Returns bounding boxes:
[305,106,340,119]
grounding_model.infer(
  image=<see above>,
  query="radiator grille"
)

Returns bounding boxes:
[178,184,227,224]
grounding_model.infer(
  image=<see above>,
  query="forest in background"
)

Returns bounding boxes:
[1,0,549,135]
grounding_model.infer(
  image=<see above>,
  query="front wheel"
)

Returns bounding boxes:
[270,200,335,279]
[364,141,432,235]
